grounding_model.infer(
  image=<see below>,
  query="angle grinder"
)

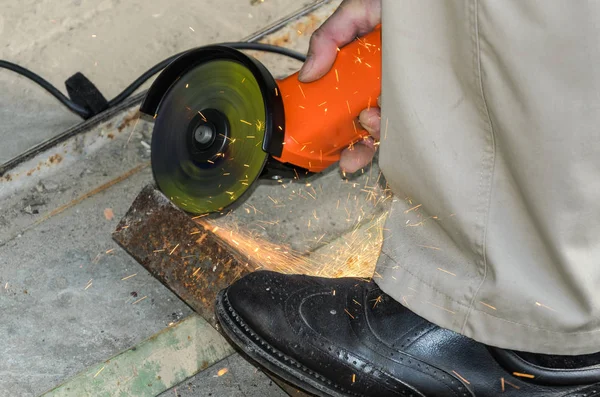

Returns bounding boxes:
[139,25,381,215]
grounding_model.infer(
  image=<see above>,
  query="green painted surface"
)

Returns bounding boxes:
[43,314,234,397]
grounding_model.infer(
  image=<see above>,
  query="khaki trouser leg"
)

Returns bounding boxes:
[376,0,600,355]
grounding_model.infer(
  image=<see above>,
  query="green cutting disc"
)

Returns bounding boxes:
[151,59,268,214]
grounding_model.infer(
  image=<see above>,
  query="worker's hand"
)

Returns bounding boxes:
[299,0,382,174]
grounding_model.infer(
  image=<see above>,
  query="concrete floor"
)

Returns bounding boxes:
[0,1,391,396]
[1,0,317,164]
[158,354,288,397]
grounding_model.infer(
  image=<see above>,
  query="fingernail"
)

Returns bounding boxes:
[298,55,314,81]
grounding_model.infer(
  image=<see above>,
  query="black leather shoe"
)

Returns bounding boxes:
[216,270,600,397]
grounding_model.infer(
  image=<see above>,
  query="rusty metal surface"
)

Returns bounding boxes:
[112,184,314,397]
[112,184,251,328]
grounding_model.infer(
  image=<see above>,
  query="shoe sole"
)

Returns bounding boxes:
[216,289,358,397]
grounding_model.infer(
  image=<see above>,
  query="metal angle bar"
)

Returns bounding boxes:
[112,184,251,329]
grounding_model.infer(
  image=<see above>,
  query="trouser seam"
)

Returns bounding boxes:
[460,0,497,334]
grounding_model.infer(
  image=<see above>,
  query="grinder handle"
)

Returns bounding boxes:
[273,25,382,173]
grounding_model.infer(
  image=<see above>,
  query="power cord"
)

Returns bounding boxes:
[0,42,306,120]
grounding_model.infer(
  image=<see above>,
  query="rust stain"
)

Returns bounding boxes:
[118,111,141,132]
[49,153,63,164]
[112,185,251,329]
[258,12,320,48]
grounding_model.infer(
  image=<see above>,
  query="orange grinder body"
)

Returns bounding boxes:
[275,25,382,173]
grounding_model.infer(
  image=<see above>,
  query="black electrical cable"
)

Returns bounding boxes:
[0,42,306,120]
[108,42,307,110]
[0,60,90,116]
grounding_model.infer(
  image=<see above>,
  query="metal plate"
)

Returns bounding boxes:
[112,184,312,397]
[112,184,252,327]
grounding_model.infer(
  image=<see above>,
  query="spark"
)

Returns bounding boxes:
[501,377,505,392]
[318,101,327,107]
[402,296,410,307]
[479,301,497,310]
[367,96,371,111]
[241,77,246,83]
[352,374,356,383]
[198,111,207,121]
[298,85,306,99]
[404,204,422,213]
[240,119,253,125]
[352,299,361,306]
[298,105,305,109]
[371,295,383,308]
[153,249,165,253]
[185,84,189,88]
[274,87,279,96]
[169,243,180,255]
[121,273,137,281]
[189,26,195,32]
[105,248,115,254]
[436,268,456,276]
[194,204,388,280]
[513,372,534,379]
[346,100,351,114]
[93,366,105,378]
[246,136,255,139]
[365,62,372,68]
[335,69,339,82]
[535,301,556,311]
[217,368,229,377]
[344,309,355,319]
[452,370,470,385]
[132,296,148,305]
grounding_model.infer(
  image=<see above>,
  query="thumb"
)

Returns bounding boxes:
[298,0,381,83]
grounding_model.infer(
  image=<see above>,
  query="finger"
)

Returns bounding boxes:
[298,0,381,83]
[358,107,381,140]
[339,141,377,173]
